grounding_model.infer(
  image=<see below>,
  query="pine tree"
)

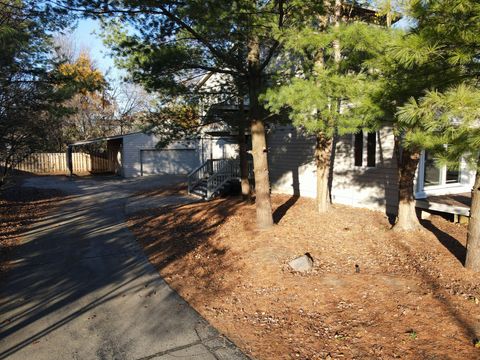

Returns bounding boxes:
[387,0,479,233]
[337,1,472,231]
[263,8,389,213]
[399,84,480,270]
[375,35,453,231]
[53,0,322,229]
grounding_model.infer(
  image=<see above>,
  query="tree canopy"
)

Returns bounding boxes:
[51,0,326,228]
[0,0,67,184]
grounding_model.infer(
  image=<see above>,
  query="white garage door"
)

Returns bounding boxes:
[141,149,199,175]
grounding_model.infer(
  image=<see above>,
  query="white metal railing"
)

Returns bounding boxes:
[187,160,211,193]
[187,159,229,193]
[188,158,254,199]
[206,159,236,199]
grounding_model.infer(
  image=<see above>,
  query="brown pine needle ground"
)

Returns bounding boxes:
[129,193,480,359]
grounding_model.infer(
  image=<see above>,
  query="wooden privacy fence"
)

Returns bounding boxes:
[90,152,118,174]
[15,152,118,174]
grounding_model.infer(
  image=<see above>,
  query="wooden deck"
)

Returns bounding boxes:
[416,192,471,217]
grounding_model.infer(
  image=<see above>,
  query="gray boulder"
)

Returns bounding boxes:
[288,253,314,272]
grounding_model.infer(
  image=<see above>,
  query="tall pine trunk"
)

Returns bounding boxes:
[312,0,340,214]
[393,146,422,231]
[237,105,251,200]
[465,157,480,271]
[248,37,273,229]
[315,133,332,213]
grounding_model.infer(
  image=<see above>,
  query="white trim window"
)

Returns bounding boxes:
[423,150,460,186]
[416,150,474,198]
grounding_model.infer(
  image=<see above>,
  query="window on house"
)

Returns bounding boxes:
[446,168,460,183]
[423,150,460,187]
[424,151,441,185]
[354,131,376,167]
[354,132,363,166]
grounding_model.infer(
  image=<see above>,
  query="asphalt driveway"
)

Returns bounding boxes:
[0,175,247,360]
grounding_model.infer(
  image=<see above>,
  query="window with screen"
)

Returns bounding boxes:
[354,131,363,166]
[354,131,376,167]
[367,132,376,167]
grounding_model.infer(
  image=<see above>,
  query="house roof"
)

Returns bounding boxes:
[69,131,144,146]
[343,1,402,25]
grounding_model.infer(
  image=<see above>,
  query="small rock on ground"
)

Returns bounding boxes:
[288,253,314,272]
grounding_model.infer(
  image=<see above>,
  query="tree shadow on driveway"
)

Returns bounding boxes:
[0,176,247,360]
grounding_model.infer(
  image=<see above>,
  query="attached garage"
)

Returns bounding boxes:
[69,132,236,178]
[120,133,202,178]
[140,149,199,175]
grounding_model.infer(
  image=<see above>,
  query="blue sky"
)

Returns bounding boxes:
[73,19,122,80]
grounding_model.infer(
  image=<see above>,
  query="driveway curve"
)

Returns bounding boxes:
[0,175,248,360]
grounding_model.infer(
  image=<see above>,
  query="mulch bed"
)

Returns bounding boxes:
[128,192,480,360]
[0,180,64,278]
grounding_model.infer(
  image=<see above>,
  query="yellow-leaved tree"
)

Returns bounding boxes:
[47,52,115,150]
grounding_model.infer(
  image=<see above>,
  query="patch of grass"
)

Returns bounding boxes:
[467,296,479,304]
[406,330,417,340]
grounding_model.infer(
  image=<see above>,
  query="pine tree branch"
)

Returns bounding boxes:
[47,1,245,74]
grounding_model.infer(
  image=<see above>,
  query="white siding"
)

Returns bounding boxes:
[211,137,239,159]
[121,133,200,177]
[141,149,199,175]
[331,127,398,214]
[267,127,317,198]
[267,125,399,214]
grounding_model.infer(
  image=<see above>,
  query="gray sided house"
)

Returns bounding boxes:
[267,124,476,216]
[267,125,398,214]
[68,63,475,216]
[68,126,475,216]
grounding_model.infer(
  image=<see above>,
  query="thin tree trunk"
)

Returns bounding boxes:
[386,0,393,28]
[0,165,7,189]
[237,102,251,200]
[393,147,422,231]
[316,133,333,213]
[248,37,273,229]
[465,157,480,271]
[313,0,340,213]
[332,0,342,64]
[0,153,14,189]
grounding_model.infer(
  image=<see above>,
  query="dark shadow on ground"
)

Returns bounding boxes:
[0,191,153,359]
[273,195,300,224]
[1,185,68,278]
[421,219,467,265]
[390,239,477,345]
